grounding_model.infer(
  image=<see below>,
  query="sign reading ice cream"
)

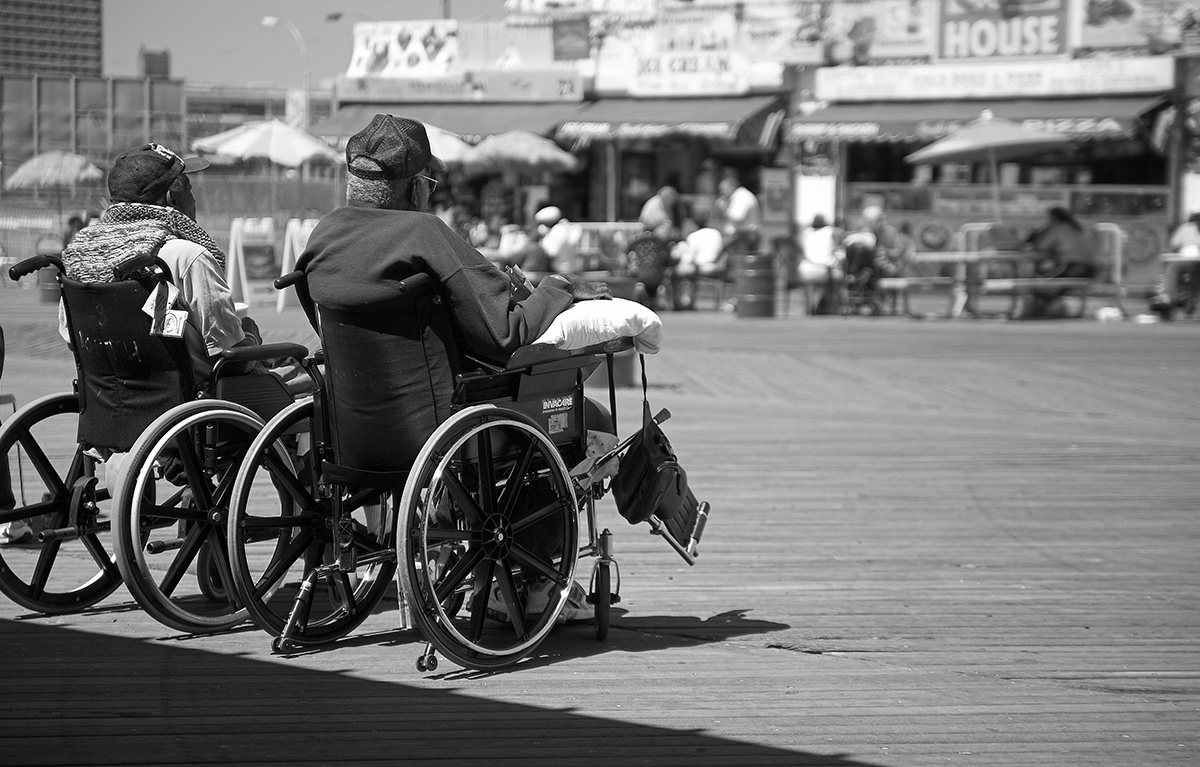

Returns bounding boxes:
[938,0,1067,60]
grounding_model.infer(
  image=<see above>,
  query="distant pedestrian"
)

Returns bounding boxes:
[716,169,761,253]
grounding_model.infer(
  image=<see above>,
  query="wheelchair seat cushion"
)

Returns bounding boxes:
[532,297,663,354]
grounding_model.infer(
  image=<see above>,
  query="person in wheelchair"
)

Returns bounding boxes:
[297,114,614,620]
[52,143,306,492]
[298,114,610,440]
[57,142,290,384]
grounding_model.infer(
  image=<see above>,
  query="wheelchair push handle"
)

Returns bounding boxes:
[274,270,304,290]
[9,254,64,282]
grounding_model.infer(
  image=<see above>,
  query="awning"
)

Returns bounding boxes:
[788,97,1168,143]
[556,95,786,145]
[312,102,584,143]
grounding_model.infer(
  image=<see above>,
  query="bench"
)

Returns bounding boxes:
[974,223,1126,319]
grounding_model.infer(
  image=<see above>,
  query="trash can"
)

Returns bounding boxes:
[733,253,776,318]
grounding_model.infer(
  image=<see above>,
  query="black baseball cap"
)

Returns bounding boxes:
[108,142,210,203]
[345,114,446,181]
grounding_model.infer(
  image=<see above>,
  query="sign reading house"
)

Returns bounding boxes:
[938,0,1067,60]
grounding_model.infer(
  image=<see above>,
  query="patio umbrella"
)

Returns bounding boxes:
[462,130,579,177]
[905,110,1071,221]
[3,150,104,228]
[191,119,338,167]
[425,123,471,167]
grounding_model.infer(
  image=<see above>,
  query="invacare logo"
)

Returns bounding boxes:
[542,396,573,413]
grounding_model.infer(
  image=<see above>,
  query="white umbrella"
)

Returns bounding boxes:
[192,119,338,167]
[425,123,471,166]
[905,110,1071,221]
[462,130,579,178]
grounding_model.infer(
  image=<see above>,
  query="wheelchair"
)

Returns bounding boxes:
[840,234,887,316]
[1,253,306,633]
[224,270,710,671]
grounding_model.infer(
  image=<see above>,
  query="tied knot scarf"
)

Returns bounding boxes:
[62,203,226,283]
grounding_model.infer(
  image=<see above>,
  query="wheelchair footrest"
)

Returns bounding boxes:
[649,498,710,566]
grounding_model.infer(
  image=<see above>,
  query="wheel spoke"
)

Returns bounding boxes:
[14,428,69,498]
[475,431,496,517]
[81,533,120,579]
[494,558,528,637]
[206,529,238,607]
[509,543,566,587]
[467,557,496,642]
[261,448,316,509]
[510,496,568,535]
[441,470,485,526]
[157,523,207,597]
[172,429,212,509]
[433,545,484,604]
[27,539,63,600]
[496,441,537,518]
[251,529,317,600]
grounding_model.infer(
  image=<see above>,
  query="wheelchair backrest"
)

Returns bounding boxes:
[61,275,196,452]
[316,297,458,475]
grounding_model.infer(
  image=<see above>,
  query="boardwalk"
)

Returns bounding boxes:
[1,283,1198,766]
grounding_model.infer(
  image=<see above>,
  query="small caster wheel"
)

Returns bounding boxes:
[424,655,438,671]
[272,636,294,654]
[416,657,427,672]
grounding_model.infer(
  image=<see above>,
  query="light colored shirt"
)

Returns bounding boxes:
[722,186,761,236]
[1170,221,1200,256]
[541,218,583,273]
[802,227,838,267]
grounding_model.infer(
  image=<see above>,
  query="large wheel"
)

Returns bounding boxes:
[0,393,122,613]
[111,400,263,633]
[227,399,395,645]
[398,405,579,671]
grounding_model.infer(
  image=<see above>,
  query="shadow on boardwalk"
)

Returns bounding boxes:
[1,617,864,767]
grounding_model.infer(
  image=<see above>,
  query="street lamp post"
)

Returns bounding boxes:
[262,15,309,128]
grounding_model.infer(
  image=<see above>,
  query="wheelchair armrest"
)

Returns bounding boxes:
[221,342,310,364]
[504,336,635,371]
[9,254,63,282]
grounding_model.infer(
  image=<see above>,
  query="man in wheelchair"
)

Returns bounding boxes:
[59,142,292,384]
[297,114,615,626]
[298,114,611,466]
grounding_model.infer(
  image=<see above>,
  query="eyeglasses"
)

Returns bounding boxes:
[417,175,439,193]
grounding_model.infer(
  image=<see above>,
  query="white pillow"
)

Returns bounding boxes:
[534,297,663,354]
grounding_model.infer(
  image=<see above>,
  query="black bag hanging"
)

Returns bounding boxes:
[610,354,688,525]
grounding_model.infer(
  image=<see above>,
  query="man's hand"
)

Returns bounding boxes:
[545,273,612,301]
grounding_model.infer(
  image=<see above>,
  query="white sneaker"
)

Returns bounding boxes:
[557,581,592,624]
[0,519,34,546]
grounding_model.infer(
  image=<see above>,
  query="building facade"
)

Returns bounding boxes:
[0,0,102,77]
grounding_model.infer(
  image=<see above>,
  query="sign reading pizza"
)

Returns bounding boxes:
[938,0,1068,60]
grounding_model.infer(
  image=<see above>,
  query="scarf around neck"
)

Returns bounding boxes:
[62,203,226,283]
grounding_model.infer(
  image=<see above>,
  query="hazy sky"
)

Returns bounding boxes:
[102,0,507,89]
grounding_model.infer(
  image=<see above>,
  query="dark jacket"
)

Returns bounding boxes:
[297,206,575,472]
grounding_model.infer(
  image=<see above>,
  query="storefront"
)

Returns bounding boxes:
[786,54,1178,287]
[556,94,786,222]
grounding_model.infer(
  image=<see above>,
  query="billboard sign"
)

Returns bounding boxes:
[938,0,1068,60]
